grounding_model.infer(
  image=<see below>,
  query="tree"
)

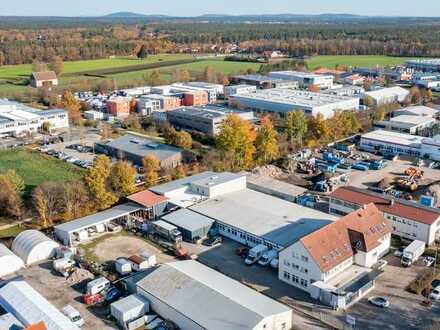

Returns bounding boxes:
[142,154,161,187]
[307,114,331,143]
[84,155,117,210]
[180,69,191,83]
[60,90,81,125]
[0,170,24,195]
[110,161,137,197]
[32,182,62,228]
[255,116,279,165]
[49,56,64,75]
[173,165,186,180]
[409,86,422,104]
[164,127,192,149]
[137,45,148,59]
[144,70,162,86]
[216,114,256,170]
[0,176,22,219]
[32,61,47,72]
[285,111,308,146]
[203,66,217,83]
[60,181,90,221]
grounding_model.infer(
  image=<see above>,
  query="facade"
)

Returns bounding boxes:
[363,87,410,106]
[329,186,440,244]
[136,261,292,330]
[323,86,365,98]
[182,91,209,106]
[359,129,440,161]
[30,71,58,88]
[229,89,359,119]
[136,97,161,116]
[171,83,221,103]
[0,100,68,137]
[11,230,59,265]
[268,71,334,89]
[393,105,440,119]
[279,204,392,309]
[95,134,183,168]
[107,97,131,118]
[224,84,257,99]
[143,94,181,111]
[231,74,299,89]
[374,115,436,135]
[167,105,254,136]
[84,110,105,121]
[406,59,440,72]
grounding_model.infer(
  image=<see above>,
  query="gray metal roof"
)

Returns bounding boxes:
[191,172,244,189]
[246,174,307,197]
[190,189,336,247]
[54,203,141,234]
[149,171,219,194]
[136,261,290,330]
[111,293,149,313]
[161,209,214,232]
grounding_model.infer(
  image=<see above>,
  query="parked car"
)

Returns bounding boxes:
[62,305,84,327]
[270,258,279,269]
[423,256,435,267]
[430,286,440,300]
[203,236,222,247]
[368,296,390,308]
[374,260,388,271]
[394,247,404,257]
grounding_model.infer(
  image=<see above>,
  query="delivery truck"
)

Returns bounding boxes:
[151,220,182,243]
[401,240,425,267]
[245,244,268,265]
[258,250,278,267]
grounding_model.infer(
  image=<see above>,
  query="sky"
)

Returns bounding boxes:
[1,0,440,17]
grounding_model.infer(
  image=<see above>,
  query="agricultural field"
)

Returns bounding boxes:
[306,55,415,69]
[0,149,85,197]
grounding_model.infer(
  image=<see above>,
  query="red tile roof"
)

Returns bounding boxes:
[127,190,168,208]
[330,186,440,225]
[301,204,391,272]
[32,71,57,81]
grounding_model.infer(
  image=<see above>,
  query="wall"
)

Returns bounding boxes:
[354,233,390,268]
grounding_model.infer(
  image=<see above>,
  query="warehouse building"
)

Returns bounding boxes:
[0,243,24,278]
[229,89,360,119]
[54,203,143,246]
[363,87,410,106]
[359,129,440,161]
[374,115,436,135]
[224,84,257,99]
[329,186,440,244]
[406,59,440,72]
[12,230,59,265]
[231,74,298,89]
[95,134,183,168]
[135,261,292,330]
[268,71,334,89]
[393,105,439,119]
[167,105,254,136]
[161,208,214,241]
[0,281,79,330]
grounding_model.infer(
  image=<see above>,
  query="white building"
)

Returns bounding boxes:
[359,129,440,161]
[279,204,392,309]
[11,230,59,265]
[172,82,222,102]
[0,100,68,137]
[135,260,292,330]
[374,115,436,135]
[0,243,24,278]
[363,86,410,106]
[229,89,360,119]
[393,105,440,119]
[329,186,440,244]
[268,71,334,89]
[136,97,161,116]
[224,84,257,99]
[84,110,105,121]
[406,59,440,72]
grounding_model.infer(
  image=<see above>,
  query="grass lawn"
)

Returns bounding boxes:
[0,224,25,239]
[0,149,85,197]
[306,55,415,70]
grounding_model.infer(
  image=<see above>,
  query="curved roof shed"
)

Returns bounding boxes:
[0,244,24,278]
[12,230,59,265]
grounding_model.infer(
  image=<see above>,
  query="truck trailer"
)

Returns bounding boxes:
[401,240,425,267]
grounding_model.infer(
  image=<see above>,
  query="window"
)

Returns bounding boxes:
[283,271,291,280]
[301,255,309,262]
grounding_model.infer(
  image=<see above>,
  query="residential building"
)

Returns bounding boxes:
[393,105,440,119]
[167,105,254,136]
[406,59,440,72]
[374,115,436,135]
[279,204,392,309]
[30,71,58,88]
[0,100,68,137]
[134,261,293,330]
[363,87,410,106]
[231,74,299,89]
[182,91,209,106]
[224,84,257,99]
[268,71,334,89]
[329,186,440,244]
[229,89,359,119]
[95,134,183,168]
[359,129,440,161]
[107,97,131,118]
[136,97,161,116]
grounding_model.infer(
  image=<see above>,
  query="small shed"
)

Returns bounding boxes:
[161,208,214,242]
[110,293,150,329]
[0,243,24,278]
[11,230,59,265]
[30,71,58,88]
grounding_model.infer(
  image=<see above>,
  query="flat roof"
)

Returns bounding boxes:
[191,172,244,188]
[161,209,214,231]
[233,74,292,83]
[389,115,435,125]
[364,86,409,99]
[361,129,424,147]
[406,59,440,65]
[269,71,333,79]
[137,261,290,330]
[110,293,148,313]
[169,105,253,120]
[190,189,336,247]
[395,106,439,116]
[54,203,141,233]
[246,174,307,197]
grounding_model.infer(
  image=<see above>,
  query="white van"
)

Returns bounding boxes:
[258,250,278,267]
[86,277,110,295]
[62,305,84,327]
[245,244,268,265]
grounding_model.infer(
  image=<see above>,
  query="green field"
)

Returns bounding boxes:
[0,149,85,197]
[306,55,415,70]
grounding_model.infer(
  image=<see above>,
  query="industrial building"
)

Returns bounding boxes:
[0,244,24,278]
[393,105,439,119]
[229,89,360,119]
[405,59,440,72]
[224,84,257,99]
[268,71,334,89]
[167,105,254,136]
[329,186,440,244]
[374,115,436,135]
[161,208,214,241]
[363,87,410,106]
[359,129,440,161]
[279,204,391,310]
[322,86,364,98]
[171,82,222,103]
[107,97,131,119]
[0,100,69,137]
[231,74,299,89]
[11,230,59,265]
[95,134,183,168]
[136,97,161,116]
[126,189,169,219]
[135,261,292,330]
[0,281,79,330]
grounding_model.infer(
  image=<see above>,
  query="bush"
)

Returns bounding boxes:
[407,269,438,294]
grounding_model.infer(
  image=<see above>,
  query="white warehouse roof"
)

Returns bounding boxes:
[0,281,79,330]
[0,243,24,278]
[361,129,424,147]
[11,230,59,265]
